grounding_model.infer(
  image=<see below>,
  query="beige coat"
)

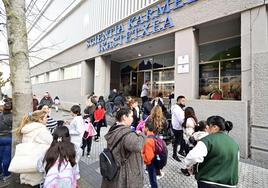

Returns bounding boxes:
[101,124,145,188]
[20,122,52,186]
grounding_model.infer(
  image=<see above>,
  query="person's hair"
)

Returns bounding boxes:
[98,96,104,101]
[70,105,81,116]
[37,104,48,110]
[206,115,226,131]
[16,110,47,137]
[225,121,233,133]
[115,108,132,122]
[43,126,76,173]
[182,107,198,128]
[195,120,207,132]
[128,98,137,108]
[158,92,163,98]
[176,95,185,102]
[150,105,165,133]
[145,121,154,132]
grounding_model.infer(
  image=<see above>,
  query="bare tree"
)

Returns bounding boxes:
[0,71,10,100]
[2,0,32,145]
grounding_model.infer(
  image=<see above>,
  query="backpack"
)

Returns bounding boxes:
[43,160,77,188]
[83,118,97,139]
[99,131,131,181]
[148,135,168,169]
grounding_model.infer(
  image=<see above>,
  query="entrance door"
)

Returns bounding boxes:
[137,71,151,97]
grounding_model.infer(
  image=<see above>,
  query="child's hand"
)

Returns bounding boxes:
[136,130,142,134]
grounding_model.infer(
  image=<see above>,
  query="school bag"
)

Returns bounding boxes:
[43,160,77,188]
[148,135,168,169]
[83,118,97,139]
[99,131,131,181]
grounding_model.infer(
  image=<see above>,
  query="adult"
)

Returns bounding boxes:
[106,89,118,116]
[113,91,126,112]
[140,80,150,104]
[171,95,186,162]
[0,101,12,181]
[182,107,198,155]
[84,96,96,122]
[16,110,53,186]
[141,96,152,120]
[128,98,140,129]
[184,116,239,188]
[39,92,53,107]
[32,94,39,111]
[101,108,145,188]
[38,104,58,134]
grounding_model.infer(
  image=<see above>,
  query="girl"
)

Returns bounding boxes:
[65,105,84,179]
[93,103,105,141]
[16,110,52,186]
[54,96,60,112]
[182,107,198,155]
[128,98,140,130]
[81,116,96,157]
[40,126,77,188]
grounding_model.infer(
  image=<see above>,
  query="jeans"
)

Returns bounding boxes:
[81,135,92,155]
[0,137,12,177]
[147,163,158,188]
[172,129,183,157]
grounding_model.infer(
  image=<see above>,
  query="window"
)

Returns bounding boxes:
[49,70,59,82]
[38,74,45,84]
[31,77,36,85]
[63,64,81,79]
[199,37,241,100]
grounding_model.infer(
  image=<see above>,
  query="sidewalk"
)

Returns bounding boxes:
[1,109,268,188]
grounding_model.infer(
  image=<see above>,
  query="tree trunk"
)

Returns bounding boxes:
[2,0,32,149]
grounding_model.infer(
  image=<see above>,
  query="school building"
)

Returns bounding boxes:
[29,0,268,163]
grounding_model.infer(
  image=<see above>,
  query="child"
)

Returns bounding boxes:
[54,96,60,112]
[39,126,77,188]
[65,105,85,179]
[93,103,105,141]
[181,120,209,176]
[142,121,158,188]
[81,116,96,157]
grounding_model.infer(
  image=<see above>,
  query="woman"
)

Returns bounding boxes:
[128,98,140,130]
[16,110,53,186]
[184,116,239,188]
[0,102,12,181]
[101,108,145,188]
[182,107,198,155]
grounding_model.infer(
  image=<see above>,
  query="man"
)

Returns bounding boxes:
[140,80,150,104]
[171,95,186,162]
[39,92,53,107]
[32,94,39,111]
[183,116,239,188]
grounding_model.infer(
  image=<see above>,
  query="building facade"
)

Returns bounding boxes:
[29,0,268,163]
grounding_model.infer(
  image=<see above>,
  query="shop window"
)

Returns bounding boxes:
[152,69,174,97]
[63,64,81,80]
[199,59,241,100]
[138,59,152,70]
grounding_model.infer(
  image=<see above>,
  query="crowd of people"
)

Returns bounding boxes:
[0,87,239,188]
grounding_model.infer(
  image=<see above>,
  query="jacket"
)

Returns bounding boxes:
[0,112,12,137]
[20,122,53,186]
[141,132,155,165]
[94,108,105,121]
[101,124,145,188]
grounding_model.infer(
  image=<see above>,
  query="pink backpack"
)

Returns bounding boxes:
[136,116,150,132]
[83,118,97,139]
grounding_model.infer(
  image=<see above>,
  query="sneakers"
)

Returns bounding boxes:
[156,172,165,180]
[2,175,11,182]
[180,168,190,176]
[87,154,91,158]
[172,155,181,162]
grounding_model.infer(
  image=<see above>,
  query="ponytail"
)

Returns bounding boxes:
[225,121,233,133]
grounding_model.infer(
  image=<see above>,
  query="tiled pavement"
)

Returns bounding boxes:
[1,109,268,188]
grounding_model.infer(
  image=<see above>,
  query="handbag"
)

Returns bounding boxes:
[8,129,50,173]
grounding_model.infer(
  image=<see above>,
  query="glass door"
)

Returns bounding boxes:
[137,71,152,97]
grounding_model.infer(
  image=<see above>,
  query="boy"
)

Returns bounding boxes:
[142,121,158,188]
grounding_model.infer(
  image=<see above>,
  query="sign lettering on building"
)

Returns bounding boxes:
[86,0,198,53]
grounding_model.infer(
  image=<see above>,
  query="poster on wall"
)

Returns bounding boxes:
[177,55,190,74]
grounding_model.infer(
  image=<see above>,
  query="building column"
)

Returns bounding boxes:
[94,56,111,98]
[174,27,199,100]
[241,5,268,162]
[81,60,94,96]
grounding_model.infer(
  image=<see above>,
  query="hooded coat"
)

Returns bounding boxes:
[101,124,145,188]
